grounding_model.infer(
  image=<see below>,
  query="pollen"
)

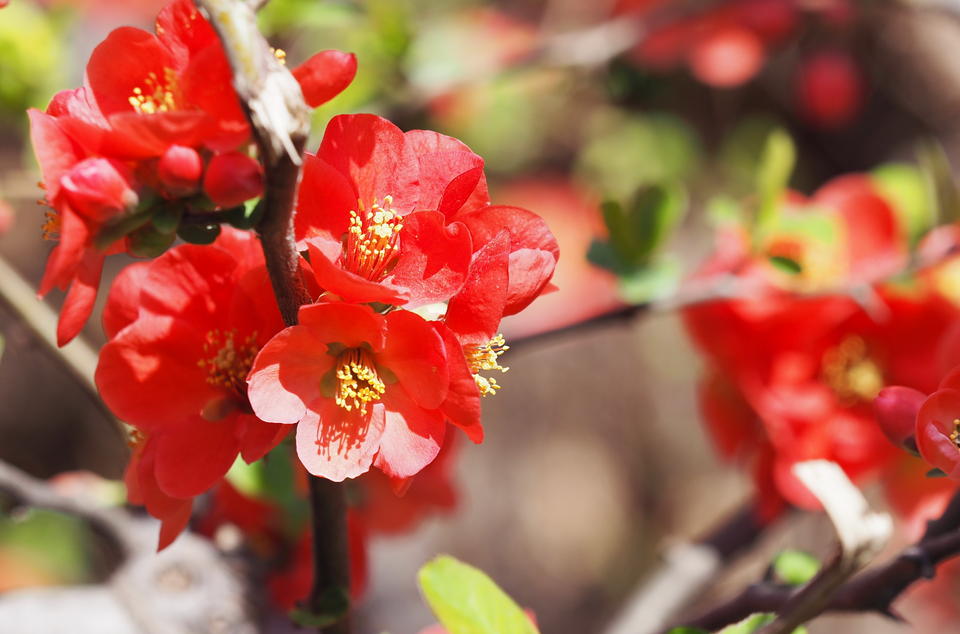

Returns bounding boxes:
[334,348,386,415]
[41,209,60,241]
[198,329,259,397]
[272,47,287,65]
[343,196,403,282]
[128,68,180,115]
[465,334,509,397]
[951,419,960,449]
[821,335,883,403]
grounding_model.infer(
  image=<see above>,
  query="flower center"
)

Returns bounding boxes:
[821,335,883,403]
[343,197,403,282]
[334,348,385,415]
[465,334,509,397]
[128,68,180,114]
[198,329,259,399]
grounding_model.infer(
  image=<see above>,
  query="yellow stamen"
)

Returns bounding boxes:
[343,197,403,282]
[41,209,60,241]
[950,419,960,449]
[821,335,883,403]
[272,47,287,65]
[334,348,385,415]
[127,428,146,450]
[465,334,509,396]
[128,68,180,114]
[198,329,259,397]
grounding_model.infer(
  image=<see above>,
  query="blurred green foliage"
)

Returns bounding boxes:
[0,1,66,124]
[0,509,92,586]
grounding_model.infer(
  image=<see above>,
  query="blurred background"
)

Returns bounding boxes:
[3,0,960,632]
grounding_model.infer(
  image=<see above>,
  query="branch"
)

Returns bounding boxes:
[604,500,775,634]
[194,1,350,631]
[674,468,960,631]
[0,460,255,634]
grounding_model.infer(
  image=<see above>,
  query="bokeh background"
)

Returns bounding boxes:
[3,0,960,632]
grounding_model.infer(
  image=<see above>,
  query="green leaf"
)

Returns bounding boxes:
[418,555,538,634]
[871,163,934,245]
[627,183,687,261]
[666,628,709,634]
[587,239,622,274]
[772,550,821,586]
[127,225,176,258]
[927,467,949,478]
[755,129,796,231]
[768,255,802,275]
[225,200,264,230]
[616,259,681,304]
[151,203,184,234]
[177,221,222,245]
[93,211,152,250]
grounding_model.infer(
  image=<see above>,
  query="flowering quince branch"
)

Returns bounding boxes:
[191,0,350,630]
[671,469,960,631]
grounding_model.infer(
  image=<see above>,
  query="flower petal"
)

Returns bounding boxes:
[296,399,385,481]
[388,211,472,307]
[154,418,241,497]
[373,388,446,479]
[57,249,104,346]
[444,231,509,345]
[298,302,386,350]
[292,50,357,108]
[86,27,176,116]
[305,236,408,305]
[434,324,483,441]
[294,153,357,243]
[382,310,448,409]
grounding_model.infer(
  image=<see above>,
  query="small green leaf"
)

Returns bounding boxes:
[127,225,176,257]
[772,550,821,586]
[418,555,538,634]
[755,129,796,231]
[768,255,802,275]
[225,200,264,230]
[94,211,152,250]
[666,628,709,634]
[917,139,960,225]
[586,239,622,274]
[177,222,222,245]
[927,467,949,478]
[151,203,184,234]
[627,183,687,261]
[871,163,934,245]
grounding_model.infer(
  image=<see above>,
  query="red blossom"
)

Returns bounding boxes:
[96,230,287,537]
[247,302,479,481]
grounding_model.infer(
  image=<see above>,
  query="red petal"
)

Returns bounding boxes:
[238,415,290,463]
[139,244,237,323]
[917,389,960,479]
[204,152,263,207]
[388,211,472,307]
[57,249,104,346]
[458,205,558,314]
[101,111,215,158]
[298,302,386,350]
[95,312,217,429]
[305,237,408,305]
[86,27,176,116]
[40,207,89,297]
[247,324,335,424]
[292,50,357,108]
[179,43,249,144]
[317,114,419,213]
[155,0,218,65]
[434,325,483,441]
[154,418,241,497]
[28,109,81,201]
[296,399,386,480]
[405,129,488,214]
[381,310,448,409]
[294,153,357,243]
[444,232,509,344]
[373,388,446,479]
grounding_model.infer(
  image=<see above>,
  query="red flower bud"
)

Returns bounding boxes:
[874,386,925,450]
[61,158,138,223]
[794,50,864,129]
[203,152,263,208]
[292,50,357,108]
[158,145,202,197]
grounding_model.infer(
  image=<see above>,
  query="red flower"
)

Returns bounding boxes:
[916,368,960,480]
[96,229,287,534]
[295,114,557,313]
[247,302,479,481]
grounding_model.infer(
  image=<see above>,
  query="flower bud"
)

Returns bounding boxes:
[158,145,202,197]
[203,152,263,208]
[61,158,138,223]
[874,385,925,451]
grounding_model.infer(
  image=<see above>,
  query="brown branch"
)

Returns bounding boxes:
[604,500,776,634]
[675,487,960,632]
[194,1,350,632]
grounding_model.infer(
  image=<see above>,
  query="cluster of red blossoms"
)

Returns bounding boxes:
[29,0,558,551]
[684,174,960,526]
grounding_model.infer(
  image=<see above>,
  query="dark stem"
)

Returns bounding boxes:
[194,1,350,630]
[673,489,960,631]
